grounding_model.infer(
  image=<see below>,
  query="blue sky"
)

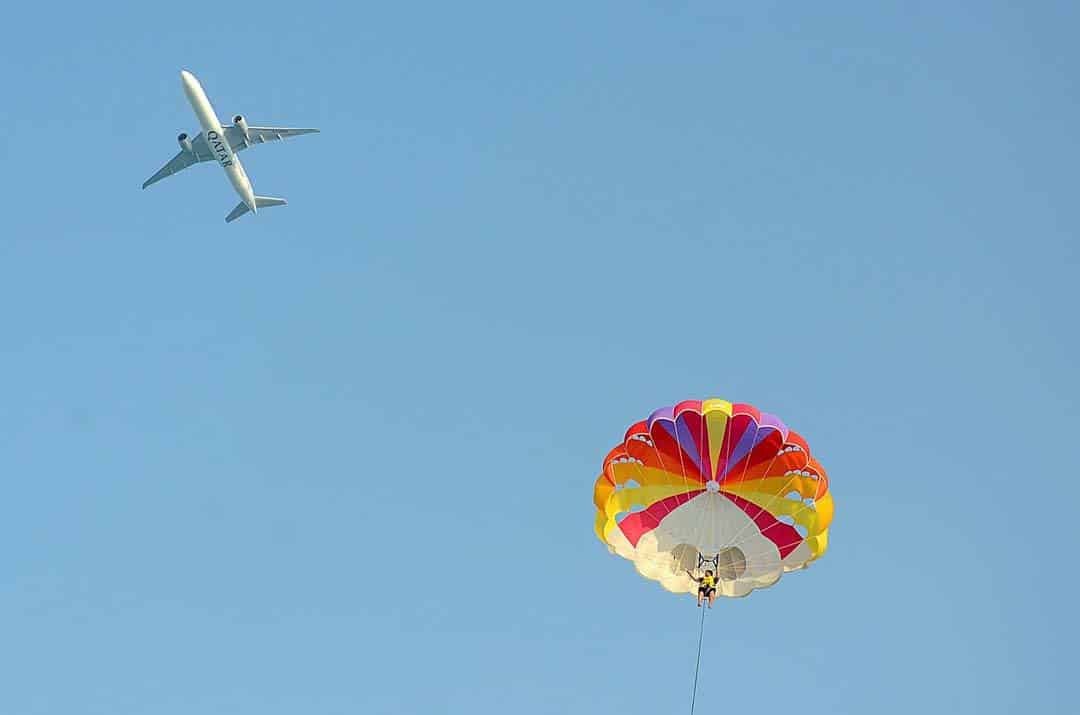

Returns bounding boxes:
[2,2,1076,713]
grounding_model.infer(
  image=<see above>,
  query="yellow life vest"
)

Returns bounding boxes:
[701,575,716,589]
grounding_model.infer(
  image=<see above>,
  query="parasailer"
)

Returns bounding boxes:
[686,569,717,608]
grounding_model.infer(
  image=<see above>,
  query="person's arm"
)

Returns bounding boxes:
[685,570,700,583]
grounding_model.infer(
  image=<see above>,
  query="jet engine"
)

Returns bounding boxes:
[177,132,193,153]
[233,115,250,142]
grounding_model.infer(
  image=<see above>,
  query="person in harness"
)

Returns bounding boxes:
[687,569,718,608]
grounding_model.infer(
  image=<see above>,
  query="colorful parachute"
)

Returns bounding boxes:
[593,399,833,598]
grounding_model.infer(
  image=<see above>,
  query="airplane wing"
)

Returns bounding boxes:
[141,133,215,189]
[226,125,320,152]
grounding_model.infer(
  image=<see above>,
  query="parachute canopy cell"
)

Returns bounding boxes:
[593,399,833,598]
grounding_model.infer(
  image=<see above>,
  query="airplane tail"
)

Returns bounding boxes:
[225,196,288,223]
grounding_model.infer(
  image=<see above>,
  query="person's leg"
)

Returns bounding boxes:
[697,590,703,607]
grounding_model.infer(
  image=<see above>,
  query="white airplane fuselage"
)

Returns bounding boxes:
[180,70,257,213]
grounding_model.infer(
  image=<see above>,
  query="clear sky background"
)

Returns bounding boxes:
[2,2,1076,713]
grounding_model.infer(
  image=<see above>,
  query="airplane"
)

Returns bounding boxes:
[142,70,319,223]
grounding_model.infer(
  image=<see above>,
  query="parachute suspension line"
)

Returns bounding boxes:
[689,603,706,715]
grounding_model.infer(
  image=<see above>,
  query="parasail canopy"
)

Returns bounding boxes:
[593,399,833,598]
